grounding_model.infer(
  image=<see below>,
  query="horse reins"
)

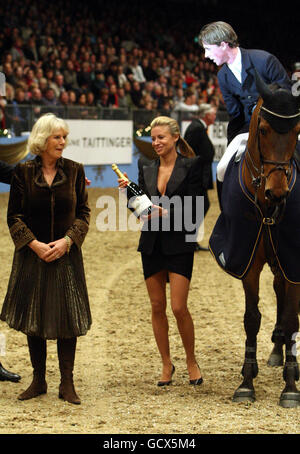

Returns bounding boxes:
[245,106,294,225]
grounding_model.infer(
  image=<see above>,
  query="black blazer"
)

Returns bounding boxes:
[137,153,204,255]
[184,119,215,190]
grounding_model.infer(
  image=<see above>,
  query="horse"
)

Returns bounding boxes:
[209,72,300,408]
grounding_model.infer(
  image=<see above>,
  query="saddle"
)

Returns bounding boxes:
[209,151,300,283]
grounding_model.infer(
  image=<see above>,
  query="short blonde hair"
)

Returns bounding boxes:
[150,116,195,158]
[27,113,69,155]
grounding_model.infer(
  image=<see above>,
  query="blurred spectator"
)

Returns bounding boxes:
[58,91,69,107]
[98,88,110,108]
[86,92,96,107]
[38,77,49,95]
[130,58,146,84]
[3,0,294,122]
[77,62,92,91]
[121,83,135,109]
[117,65,128,88]
[108,84,119,108]
[117,87,132,109]
[29,87,45,119]
[3,63,16,86]
[130,81,143,107]
[9,87,30,135]
[10,37,25,62]
[67,90,77,105]
[91,71,106,100]
[23,36,39,63]
[52,73,66,98]
[42,87,57,106]
[5,83,15,103]
[151,83,165,110]
[173,90,199,113]
[0,96,7,129]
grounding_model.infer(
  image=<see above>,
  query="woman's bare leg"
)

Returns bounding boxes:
[145,270,173,381]
[169,272,202,381]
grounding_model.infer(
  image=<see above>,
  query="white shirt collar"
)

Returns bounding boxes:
[200,118,207,128]
[227,47,242,83]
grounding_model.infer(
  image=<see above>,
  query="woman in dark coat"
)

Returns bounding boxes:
[119,116,204,386]
[0,113,91,404]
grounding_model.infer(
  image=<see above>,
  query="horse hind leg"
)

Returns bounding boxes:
[268,273,285,367]
[268,326,284,366]
[280,349,300,408]
[279,285,300,408]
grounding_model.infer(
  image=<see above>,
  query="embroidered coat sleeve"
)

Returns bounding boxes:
[7,164,36,250]
[65,163,90,248]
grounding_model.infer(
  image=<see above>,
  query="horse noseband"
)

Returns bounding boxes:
[260,159,292,182]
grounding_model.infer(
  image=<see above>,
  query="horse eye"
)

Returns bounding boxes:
[259,127,267,136]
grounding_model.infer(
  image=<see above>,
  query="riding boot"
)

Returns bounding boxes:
[57,337,81,405]
[0,363,21,382]
[216,180,223,211]
[18,336,47,400]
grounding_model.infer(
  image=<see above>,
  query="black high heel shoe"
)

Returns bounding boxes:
[189,363,203,386]
[157,364,175,387]
[189,377,203,386]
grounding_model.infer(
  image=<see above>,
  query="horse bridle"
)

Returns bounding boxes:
[245,106,297,224]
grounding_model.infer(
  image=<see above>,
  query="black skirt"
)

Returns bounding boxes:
[141,235,194,281]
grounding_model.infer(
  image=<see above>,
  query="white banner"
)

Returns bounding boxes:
[181,120,228,161]
[63,120,133,165]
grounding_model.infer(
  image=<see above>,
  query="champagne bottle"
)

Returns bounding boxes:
[112,163,153,217]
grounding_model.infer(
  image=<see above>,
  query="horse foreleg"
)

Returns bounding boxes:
[268,272,285,367]
[233,267,262,403]
[279,284,300,408]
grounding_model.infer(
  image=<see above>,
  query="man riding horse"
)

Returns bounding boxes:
[209,70,300,407]
[198,21,300,208]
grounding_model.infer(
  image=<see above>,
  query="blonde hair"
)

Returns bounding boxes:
[150,116,195,158]
[27,113,69,155]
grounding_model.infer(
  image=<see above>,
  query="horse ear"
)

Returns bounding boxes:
[254,68,273,102]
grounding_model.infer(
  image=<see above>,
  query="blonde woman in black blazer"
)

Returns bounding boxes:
[120,116,204,386]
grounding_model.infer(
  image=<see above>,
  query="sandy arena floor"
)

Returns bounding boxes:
[0,186,299,435]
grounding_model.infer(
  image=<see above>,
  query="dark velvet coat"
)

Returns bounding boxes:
[8,156,90,250]
[0,156,91,339]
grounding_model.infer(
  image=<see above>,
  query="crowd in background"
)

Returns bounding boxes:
[0,0,299,133]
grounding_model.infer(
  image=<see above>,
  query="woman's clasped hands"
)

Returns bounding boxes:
[29,238,70,262]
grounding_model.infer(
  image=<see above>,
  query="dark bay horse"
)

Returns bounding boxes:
[211,74,300,408]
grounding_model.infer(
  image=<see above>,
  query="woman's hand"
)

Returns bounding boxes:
[28,240,52,260]
[29,238,71,262]
[140,204,168,222]
[118,172,129,189]
[43,238,70,262]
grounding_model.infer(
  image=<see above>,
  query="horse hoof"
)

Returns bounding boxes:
[232,387,256,403]
[267,353,284,367]
[279,392,300,408]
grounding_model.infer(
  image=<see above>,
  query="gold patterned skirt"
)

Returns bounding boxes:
[0,246,92,339]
